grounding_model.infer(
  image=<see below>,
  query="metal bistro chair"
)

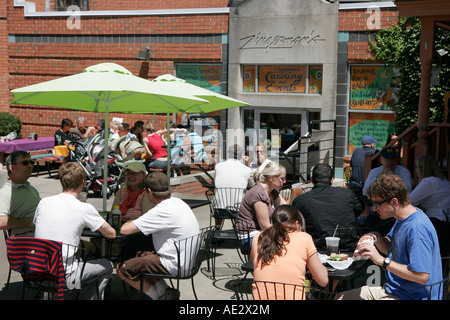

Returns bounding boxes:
[234,279,334,300]
[424,256,450,300]
[2,229,12,294]
[6,237,99,300]
[205,187,246,279]
[138,226,215,300]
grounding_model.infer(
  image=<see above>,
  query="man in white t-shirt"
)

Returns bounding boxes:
[214,144,252,190]
[34,162,116,300]
[117,171,199,300]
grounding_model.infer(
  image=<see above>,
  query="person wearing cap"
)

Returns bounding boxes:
[363,146,412,196]
[111,161,153,222]
[110,161,154,260]
[117,171,200,300]
[349,136,378,193]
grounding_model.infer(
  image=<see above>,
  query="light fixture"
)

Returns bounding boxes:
[137,47,150,60]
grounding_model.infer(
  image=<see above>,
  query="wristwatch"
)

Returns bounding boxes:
[382,257,392,269]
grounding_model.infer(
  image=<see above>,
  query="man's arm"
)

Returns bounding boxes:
[97,221,116,239]
[120,220,140,235]
[358,233,430,285]
[0,215,34,230]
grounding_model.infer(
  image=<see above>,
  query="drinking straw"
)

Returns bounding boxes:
[332,225,339,237]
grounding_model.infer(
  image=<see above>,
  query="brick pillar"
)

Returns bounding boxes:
[0,1,8,112]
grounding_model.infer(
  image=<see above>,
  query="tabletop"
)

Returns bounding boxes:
[0,137,55,153]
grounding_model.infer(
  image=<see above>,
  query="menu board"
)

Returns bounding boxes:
[258,65,306,93]
[350,65,400,111]
[348,112,396,153]
[175,64,222,94]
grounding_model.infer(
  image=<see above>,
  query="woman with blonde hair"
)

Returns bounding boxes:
[237,161,295,249]
[409,155,450,256]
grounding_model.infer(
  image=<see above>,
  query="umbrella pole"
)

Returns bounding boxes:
[103,98,110,213]
[166,112,171,186]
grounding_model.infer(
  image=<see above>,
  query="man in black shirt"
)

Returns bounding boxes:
[292,163,364,252]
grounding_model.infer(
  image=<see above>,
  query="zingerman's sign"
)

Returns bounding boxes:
[240,30,325,50]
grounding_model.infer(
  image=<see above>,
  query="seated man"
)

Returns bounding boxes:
[363,146,412,195]
[0,151,40,236]
[337,173,442,300]
[33,162,116,300]
[117,171,200,300]
[362,147,413,234]
[292,163,364,252]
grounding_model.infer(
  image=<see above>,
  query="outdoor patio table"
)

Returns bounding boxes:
[0,137,54,164]
[181,198,211,209]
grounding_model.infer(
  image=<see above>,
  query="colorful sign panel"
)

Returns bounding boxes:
[309,65,323,94]
[175,64,222,94]
[243,65,256,92]
[350,65,400,111]
[348,112,396,154]
[258,65,306,93]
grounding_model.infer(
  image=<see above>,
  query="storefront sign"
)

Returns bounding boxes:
[259,65,306,93]
[175,64,222,94]
[348,112,396,153]
[350,65,400,111]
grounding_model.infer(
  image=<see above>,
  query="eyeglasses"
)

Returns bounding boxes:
[372,197,392,208]
[276,176,286,181]
[15,159,35,166]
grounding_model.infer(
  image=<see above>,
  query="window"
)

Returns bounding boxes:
[243,65,322,94]
[56,0,89,11]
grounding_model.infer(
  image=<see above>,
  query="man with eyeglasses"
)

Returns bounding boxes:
[0,151,41,236]
[362,147,412,234]
[337,173,442,300]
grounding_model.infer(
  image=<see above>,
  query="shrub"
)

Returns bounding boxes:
[0,113,22,138]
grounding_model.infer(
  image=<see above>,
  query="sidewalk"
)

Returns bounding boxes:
[0,173,247,300]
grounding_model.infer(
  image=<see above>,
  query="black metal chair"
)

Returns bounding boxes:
[6,237,99,300]
[234,279,334,300]
[138,226,215,300]
[424,276,450,300]
[2,229,12,295]
[205,188,246,279]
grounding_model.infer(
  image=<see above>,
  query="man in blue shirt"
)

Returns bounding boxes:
[337,172,442,300]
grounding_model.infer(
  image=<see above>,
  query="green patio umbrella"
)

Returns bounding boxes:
[10,62,209,211]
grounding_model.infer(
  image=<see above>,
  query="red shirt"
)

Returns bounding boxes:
[146,133,167,159]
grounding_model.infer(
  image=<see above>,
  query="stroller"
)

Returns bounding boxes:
[66,132,119,198]
[112,135,146,185]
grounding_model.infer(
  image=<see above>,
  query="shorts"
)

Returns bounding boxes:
[336,286,399,300]
[118,250,170,281]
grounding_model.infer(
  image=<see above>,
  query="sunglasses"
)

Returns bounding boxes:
[15,159,35,166]
[372,197,392,208]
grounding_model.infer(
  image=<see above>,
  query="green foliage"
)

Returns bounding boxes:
[0,113,22,138]
[369,17,450,134]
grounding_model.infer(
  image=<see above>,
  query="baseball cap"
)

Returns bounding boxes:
[126,161,147,174]
[380,147,397,159]
[362,136,377,144]
[146,171,169,192]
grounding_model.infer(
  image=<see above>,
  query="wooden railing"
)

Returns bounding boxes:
[364,122,450,185]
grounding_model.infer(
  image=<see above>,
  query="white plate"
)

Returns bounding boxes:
[318,253,353,270]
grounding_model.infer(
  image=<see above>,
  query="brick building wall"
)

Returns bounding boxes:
[3,0,229,138]
[334,6,399,168]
